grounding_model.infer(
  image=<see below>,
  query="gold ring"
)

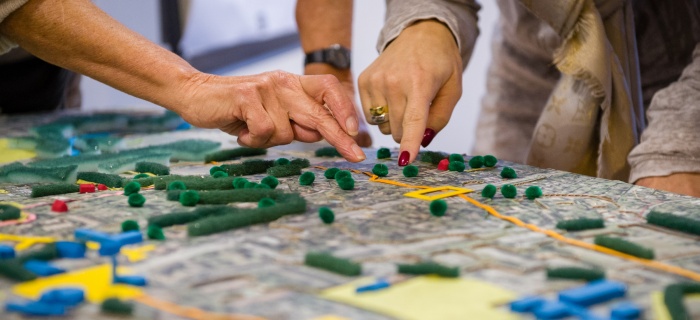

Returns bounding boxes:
[369,105,388,116]
[370,113,389,125]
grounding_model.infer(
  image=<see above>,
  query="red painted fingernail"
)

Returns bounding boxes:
[398,151,410,166]
[421,128,436,148]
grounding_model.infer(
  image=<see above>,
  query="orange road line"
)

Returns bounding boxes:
[457,194,700,282]
[338,167,700,282]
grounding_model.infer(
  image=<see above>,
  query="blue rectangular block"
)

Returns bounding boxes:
[565,303,603,320]
[55,241,86,259]
[6,301,67,316]
[510,296,545,313]
[98,240,121,256]
[610,301,642,319]
[558,280,626,307]
[356,279,390,293]
[112,231,143,246]
[114,275,148,287]
[75,229,142,256]
[23,260,64,277]
[74,228,112,244]
[533,300,573,319]
[0,245,15,259]
[39,288,85,306]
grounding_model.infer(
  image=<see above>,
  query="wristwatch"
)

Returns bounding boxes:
[304,44,351,69]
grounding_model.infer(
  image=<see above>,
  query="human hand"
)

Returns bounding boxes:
[176,70,366,162]
[358,19,462,166]
[635,172,700,197]
[305,64,373,147]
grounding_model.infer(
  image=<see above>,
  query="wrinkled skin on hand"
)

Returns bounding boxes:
[179,70,365,162]
[304,65,372,148]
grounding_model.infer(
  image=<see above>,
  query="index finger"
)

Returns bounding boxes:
[290,98,366,163]
[398,96,431,165]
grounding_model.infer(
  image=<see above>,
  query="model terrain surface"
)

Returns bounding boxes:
[0,112,698,320]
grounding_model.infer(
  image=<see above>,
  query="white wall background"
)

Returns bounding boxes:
[180,0,298,59]
[80,0,164,113]
[82,0,499,154]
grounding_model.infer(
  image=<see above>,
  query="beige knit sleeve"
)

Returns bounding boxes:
[628,44,700,183]
[0,0,29,55]
[377,0,480,71]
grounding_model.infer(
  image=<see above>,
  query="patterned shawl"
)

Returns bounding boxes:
[522,0,645,181]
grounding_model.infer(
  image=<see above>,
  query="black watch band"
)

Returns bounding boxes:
[304,44,351,69]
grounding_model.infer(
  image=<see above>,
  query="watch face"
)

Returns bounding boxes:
[328,47,351,69]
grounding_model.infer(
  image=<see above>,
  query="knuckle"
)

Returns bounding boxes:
[384,74,402,88]
[272,71,309,98]
[367,72,384,86]
[259,73,276,88]
[358,72,371,87]
[279,130,294,145]
[318,74,339,87]
[306,108,326,124]
[254,120,275,138]
[267,70,287,80]
[272,70,296,87]
[259,70,290,91]
[411,64,429,76]
[237,83,258,102]
[236,138,250,148]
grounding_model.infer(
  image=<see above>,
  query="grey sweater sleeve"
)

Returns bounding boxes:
[377,0,480,71]
[628,44,700,183]
[0,0,29,55]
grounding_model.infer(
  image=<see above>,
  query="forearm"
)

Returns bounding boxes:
[628,44,700,183]
[0,0,28,54]
[0,0,197,113]
[0,0,364,161]
[296,0,352,79]
[628,44,700,197]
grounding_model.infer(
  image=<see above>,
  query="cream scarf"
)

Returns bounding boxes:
[522,0,645,181]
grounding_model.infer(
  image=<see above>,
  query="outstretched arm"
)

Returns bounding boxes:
[0,0,365,161]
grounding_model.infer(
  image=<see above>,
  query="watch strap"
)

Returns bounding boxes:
[304,50,328,65]
[304,44,351,69]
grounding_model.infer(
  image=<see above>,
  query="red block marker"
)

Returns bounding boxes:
[437,159,450,171]
[79,184,96,193]
[97,184,108,191]
[51,200,68,213]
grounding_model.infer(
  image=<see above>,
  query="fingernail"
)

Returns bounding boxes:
[352,144,366,161]
[346,117,359,137]
[398,151,410,166]
[421,128,436,148]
